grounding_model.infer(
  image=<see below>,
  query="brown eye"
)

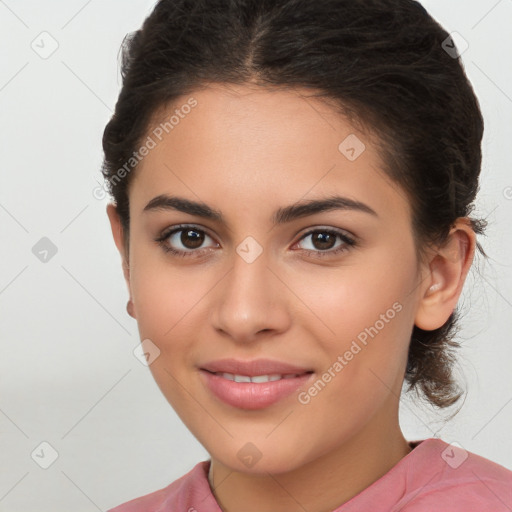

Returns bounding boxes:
[295,228,357,259]
[180,229,205,249]
[155,225,218,257]
[310,232,337,251]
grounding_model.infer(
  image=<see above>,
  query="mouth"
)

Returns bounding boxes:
[204,370,312,383]
[198,359,315,410]
[199,357,313,377]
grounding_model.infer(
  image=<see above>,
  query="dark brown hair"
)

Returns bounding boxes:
[101,0,488,409]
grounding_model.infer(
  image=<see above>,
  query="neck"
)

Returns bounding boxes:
[207,410,412,512]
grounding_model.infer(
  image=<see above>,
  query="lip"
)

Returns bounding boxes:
[199,358,313,376]
[198,358,314,410]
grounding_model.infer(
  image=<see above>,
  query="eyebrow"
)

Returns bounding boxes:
[143,194,378,224]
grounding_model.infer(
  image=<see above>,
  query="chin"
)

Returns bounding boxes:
[207,438,311,476]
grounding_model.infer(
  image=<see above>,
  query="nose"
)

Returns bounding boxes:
[210,249,291,343]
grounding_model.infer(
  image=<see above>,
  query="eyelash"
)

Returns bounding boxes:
[154,224,357,259]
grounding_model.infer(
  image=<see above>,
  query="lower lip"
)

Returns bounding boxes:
[199,370,313,410]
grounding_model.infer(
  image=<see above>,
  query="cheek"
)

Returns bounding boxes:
[292,255,415,387]
[129,252,201,341]
[291,255,411,337]
[128,256,204,405]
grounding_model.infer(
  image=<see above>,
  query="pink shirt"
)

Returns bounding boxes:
[107,437,512,511]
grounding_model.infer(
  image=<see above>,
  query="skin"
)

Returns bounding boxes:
[107,83,476,512]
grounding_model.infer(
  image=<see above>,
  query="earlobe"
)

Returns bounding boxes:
[126,299,136,318]
[106,203,135,318]
[106,203,125,258]
[414,220,476,331]
[106,204,130,278]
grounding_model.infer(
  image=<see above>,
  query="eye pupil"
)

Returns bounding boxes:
[182,229,204,249]
[312,232,336,250]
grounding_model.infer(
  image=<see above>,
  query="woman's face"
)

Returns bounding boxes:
[109,84,432,473]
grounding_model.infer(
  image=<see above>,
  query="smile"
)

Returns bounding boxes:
[199,369,314,410]
[214,372,303,383]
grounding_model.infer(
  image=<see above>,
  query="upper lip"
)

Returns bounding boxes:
[200,358,313,376]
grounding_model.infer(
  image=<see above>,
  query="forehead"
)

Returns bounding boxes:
[130,83,411,227]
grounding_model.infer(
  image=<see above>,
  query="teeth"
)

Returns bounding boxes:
[234,374,251,383]
[218,372,300,383]
[252,374,279,383]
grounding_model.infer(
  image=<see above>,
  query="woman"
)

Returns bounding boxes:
[102,0,512,510]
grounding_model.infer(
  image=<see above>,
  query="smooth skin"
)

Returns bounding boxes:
[107,83,475,512]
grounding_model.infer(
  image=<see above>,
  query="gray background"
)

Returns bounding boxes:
[0,0,511,510]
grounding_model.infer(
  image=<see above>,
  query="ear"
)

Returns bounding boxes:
[414,218,476,331]
[106,203,135,317]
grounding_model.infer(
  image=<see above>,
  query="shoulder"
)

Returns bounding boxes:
[106,460,214,512]
[397,438,512,511]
